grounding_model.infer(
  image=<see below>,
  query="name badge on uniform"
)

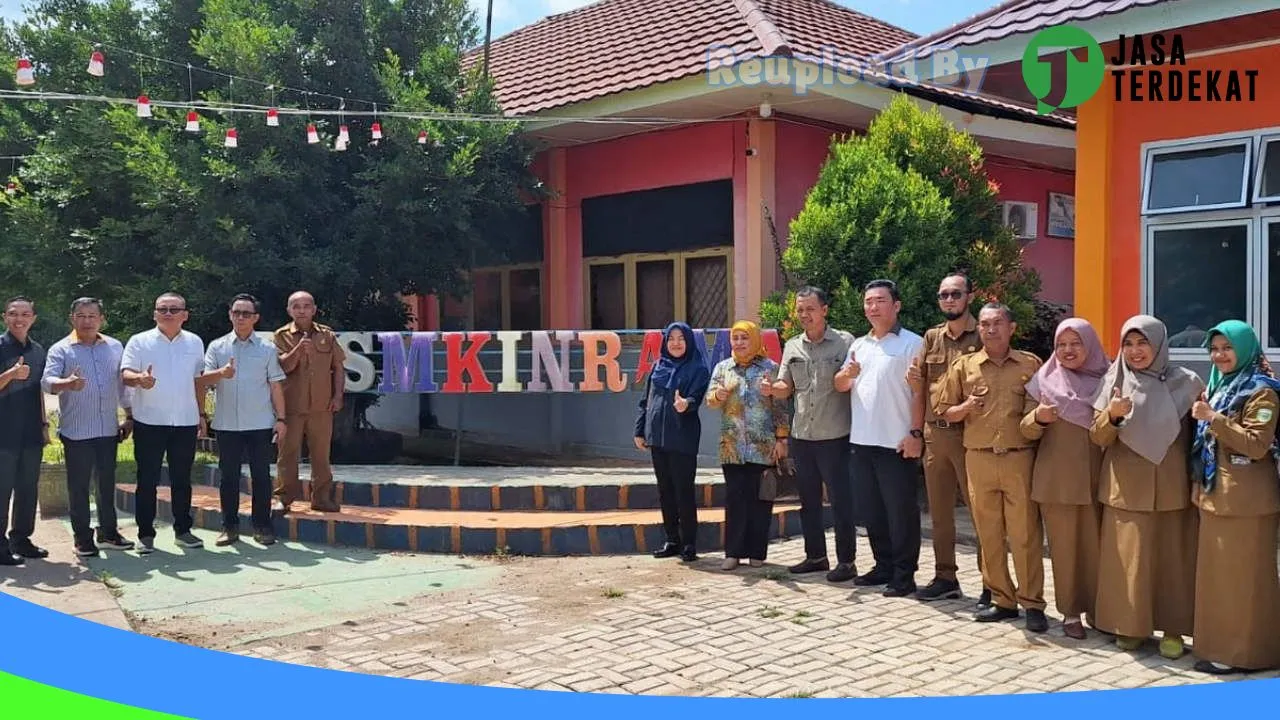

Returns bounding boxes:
[1230,455,1251,466]
[1258,408,1274,423]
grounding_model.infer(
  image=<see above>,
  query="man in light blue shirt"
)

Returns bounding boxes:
[202,294,287,547]
[41,298,136,558]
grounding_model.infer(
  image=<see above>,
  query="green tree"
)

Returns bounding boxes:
[762,94,1049,348]
[0,0,539,346]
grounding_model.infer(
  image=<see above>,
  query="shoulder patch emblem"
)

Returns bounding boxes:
[967,346,976,352]
[1258,408,1274,424]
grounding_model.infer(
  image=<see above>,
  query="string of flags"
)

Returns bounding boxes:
[12,46,442,151]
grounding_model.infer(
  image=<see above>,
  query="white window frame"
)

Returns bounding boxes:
[1141,136,1253,216]
[1262,213,1280,353]
[1253,134,1280,204]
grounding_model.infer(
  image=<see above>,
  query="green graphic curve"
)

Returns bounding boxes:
[0,670,193,719]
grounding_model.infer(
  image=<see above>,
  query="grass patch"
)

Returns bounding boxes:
[43,406,217,469]
[761,568,789,582]
[789,610,813,625]
[601,588,625,599]
[782,691,815,698]
[97,571,124,598]
[758,606,783,619]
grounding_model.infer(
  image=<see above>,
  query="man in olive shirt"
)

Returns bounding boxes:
[768,287,856,581]
[936,303,1047,632]
[272,291,346,514]
[908,272,990,609]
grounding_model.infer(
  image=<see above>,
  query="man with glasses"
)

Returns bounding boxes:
[0,297,50,565]
[121,292,208,553]
[42,298,136,558]
[201,294,287,546]
[907,273,991,608]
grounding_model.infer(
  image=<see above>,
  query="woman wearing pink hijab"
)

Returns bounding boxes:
[1019,318,1110,639]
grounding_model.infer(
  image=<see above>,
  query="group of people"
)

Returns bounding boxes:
[0,290,347,561]
[635,272,1280,677]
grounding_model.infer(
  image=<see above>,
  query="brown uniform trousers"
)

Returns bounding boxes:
[918,317,984,583]
[272,322,346,509]
[1191,388,1280,670]
[938,348,1045,612]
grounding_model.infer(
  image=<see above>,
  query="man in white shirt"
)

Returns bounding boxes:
[834,280,925,598]
[121,292,209,553]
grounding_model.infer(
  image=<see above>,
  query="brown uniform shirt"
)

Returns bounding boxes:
[1192,387,1280,517]
[1089,410,1193,512]
[273,322,346,415]
[1020,417,1103,505]
[936,348,1042,452]
[916,315,981,429]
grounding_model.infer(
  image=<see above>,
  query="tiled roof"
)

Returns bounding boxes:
[465,0,916,115]
[884,0,1173,61]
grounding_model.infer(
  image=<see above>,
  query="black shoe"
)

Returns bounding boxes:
[975,605,1020,622]
[652,542,680,559]
[825,563,856,583]
[253,529,277,546]
[679,546,698,562]
[75,542,99,558]
[137,537,155,555]
[854,568,892,586]
[11,541,48,559]
[96,533,135,551]
[883,582,917,598]
[915,578,963,602]
[0,551,24,566]
[975,588,993,611]
[1193,660,1242,675]
[788,557,830,574]
[1025,608,1049,633]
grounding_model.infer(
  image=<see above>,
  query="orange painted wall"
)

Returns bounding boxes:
[1100,43,1280,344]
[986,157,1078,307]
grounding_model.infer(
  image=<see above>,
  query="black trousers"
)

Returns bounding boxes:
[133,421,197,539]
[851,443,922,587]
[63,435,121,545]
[216,429,274,531]
[650,447,699,549]
[793,438,855,564]
[722,463,773,560]
[0,445,41,551]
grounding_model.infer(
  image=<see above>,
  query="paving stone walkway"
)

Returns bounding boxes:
[226,528,1277,697]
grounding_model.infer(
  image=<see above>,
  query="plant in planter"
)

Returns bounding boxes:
[38,410,69,518]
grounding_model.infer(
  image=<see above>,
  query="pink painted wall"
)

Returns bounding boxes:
[560,122,740,202]
[775,120,846,250]
[986,157,1077,308]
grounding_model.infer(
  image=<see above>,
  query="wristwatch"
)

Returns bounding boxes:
[909,428,923,439]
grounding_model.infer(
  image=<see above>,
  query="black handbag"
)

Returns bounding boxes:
[760,457,797,502]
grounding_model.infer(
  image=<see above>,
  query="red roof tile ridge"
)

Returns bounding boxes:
[731,0,794,56]
[883,0,1032,59]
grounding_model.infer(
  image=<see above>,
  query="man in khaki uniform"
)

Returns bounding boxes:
[272,291,346,514]
[936,302,1048,633]
[908,273,989,608]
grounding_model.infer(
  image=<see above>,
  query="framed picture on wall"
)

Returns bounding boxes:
[1002,201,1038,240]
[1047,192,1075,238]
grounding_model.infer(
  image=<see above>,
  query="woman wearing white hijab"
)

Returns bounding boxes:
[1089,315,1204,659]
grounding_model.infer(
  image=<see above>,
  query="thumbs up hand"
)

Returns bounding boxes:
[1107,387,1133,420]
[673,389,690,413]
[906,356,923,389]
[838,358,860,381]
[6,355,29,381]
[220,356,237,380]
[138,364,157,390]
[1191,390,1215,422]
[66,366,87,392]
[1034,402,1058,424]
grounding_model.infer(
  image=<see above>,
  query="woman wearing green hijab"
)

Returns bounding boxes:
[1189,320,1280,675]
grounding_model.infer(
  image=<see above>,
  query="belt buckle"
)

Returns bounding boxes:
[992,447,1008,456]
[933,420,950,429]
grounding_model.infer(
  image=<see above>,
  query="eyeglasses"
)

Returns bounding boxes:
[230,310,257,318]
[937,291,966,301]
[155,307,186,315]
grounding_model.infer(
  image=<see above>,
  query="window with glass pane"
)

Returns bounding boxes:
[1268,222,1280,349]
[1151,225,1248,348]
[509,268,542,331]
[472,271,503,331]
[686,256,729,329]
[1146,144,1248,212]
[636,260,675,330]
[440,295,468,332]
[589,264,626,330]
[1259,138,1280,201]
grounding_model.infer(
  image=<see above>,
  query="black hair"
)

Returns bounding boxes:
[795,286,828,306]
[229,293,261,314]
[979,302,1014,323]
[864,279,900,302]
[69,297,103,314]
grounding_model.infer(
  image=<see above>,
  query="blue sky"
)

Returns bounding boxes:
[1,0,994,40]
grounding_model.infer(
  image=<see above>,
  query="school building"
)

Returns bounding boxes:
[890,0,1280,370]
[375,0,1088,463]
